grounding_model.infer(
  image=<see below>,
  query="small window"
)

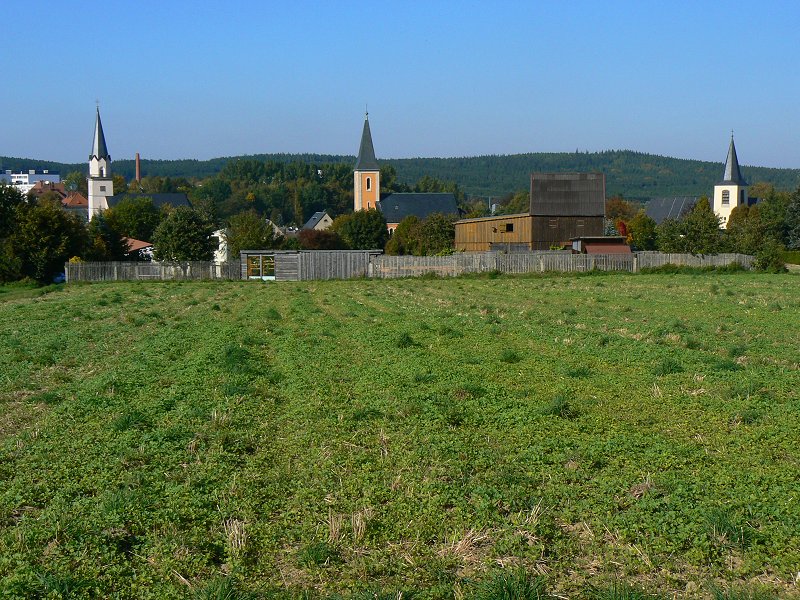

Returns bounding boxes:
[549,218,558,229]
[740,190,745,205]
[366,177,371,191]
[577,219,585,227]
[722,190,730,205]
[100,185,106,192]
[505,223,514,233]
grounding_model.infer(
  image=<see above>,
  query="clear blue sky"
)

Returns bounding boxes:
[2,0,799,168]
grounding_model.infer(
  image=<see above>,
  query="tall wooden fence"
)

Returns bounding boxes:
[636,252,754,270]
[371,252,752,278]
[65,252,754,283]
[65,261,241,282]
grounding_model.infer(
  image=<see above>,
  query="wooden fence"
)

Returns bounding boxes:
[65,252,753,283]
[373,251,737,278]
[636,252,754,270]
[239,250,382,281]
[65,261,241,282]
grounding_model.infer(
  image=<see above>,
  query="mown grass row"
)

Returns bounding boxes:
[0,273,798,598]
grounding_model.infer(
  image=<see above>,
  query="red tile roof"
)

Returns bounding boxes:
[122,237,152,253]
[62,192,88,208]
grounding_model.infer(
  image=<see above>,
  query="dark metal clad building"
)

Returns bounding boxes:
[529,172,606,216]
[455,172,606,251]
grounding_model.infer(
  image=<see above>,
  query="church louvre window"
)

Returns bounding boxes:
[366,177,371,191]
[722,190,730,205]
[740,190,745,204]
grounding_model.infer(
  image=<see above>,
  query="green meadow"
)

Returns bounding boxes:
[0,273,798,599]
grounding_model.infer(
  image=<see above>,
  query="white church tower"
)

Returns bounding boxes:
[712,135,748,228]
[87,107,114,219]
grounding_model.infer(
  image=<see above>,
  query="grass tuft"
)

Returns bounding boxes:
[709,583,781,600]
[587,581,666,599]
[539,395,578,419]
[653,357,683,376]
[297,541,340,567]
[565,365,592,378]
[193,577,247,600]
[706,509,754,549]
[471,569,550,600]
[396,332,417,348]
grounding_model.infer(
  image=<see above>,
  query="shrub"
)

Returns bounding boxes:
[753,239,787,272]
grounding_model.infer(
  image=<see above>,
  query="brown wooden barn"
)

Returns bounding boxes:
[455,172,606,252]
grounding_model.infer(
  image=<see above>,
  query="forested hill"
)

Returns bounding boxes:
[3,150,799,199]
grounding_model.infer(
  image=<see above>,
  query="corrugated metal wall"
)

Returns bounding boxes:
[530,172,606,216]
[531,216,604,250]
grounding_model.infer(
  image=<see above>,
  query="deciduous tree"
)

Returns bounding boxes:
[222,210,279,257]
[105,196,162,242]
[332,210,388,250]
[152,207,214,262]
[627,210,657,250]
[785,187,800,250]
[9,197,87,281]
[298,229,345,250]
[85,213,129,261]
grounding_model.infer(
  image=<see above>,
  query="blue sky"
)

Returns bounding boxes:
[2,0,799,168]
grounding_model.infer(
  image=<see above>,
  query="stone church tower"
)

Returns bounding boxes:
[353,113,380,211]
[87,107,114,219]
[712,135,748,228]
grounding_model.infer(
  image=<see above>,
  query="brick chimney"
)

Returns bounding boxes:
[135,152,141,182]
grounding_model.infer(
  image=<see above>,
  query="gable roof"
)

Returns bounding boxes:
[302,211,331,230]
[29,181,67,198]
[62,192,88,208]
[645,196,699,224]
[377,193,459,224]
[354,114,379,171]
[106,192,191,210]
[530,172,605,216]
[90,107,110,161]
[720,135,746,185]
[122,237,153,252]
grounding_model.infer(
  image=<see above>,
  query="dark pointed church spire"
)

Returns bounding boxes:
[90,106,110,162]
[354,112,379,171]
[721,134,745,185]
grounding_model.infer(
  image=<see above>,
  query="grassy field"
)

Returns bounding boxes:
[0,273,798,599]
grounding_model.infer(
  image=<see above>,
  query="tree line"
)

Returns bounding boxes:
[3,162,798,283]
[606,185,800,271]
[6,149,800,201]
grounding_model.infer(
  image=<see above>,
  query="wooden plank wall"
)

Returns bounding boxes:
[65,261,242,282]
[297,251,380,281]
[373,252,751,279]
[637,252,753,269]
[454,215,534,252]
[65,253,754,283]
